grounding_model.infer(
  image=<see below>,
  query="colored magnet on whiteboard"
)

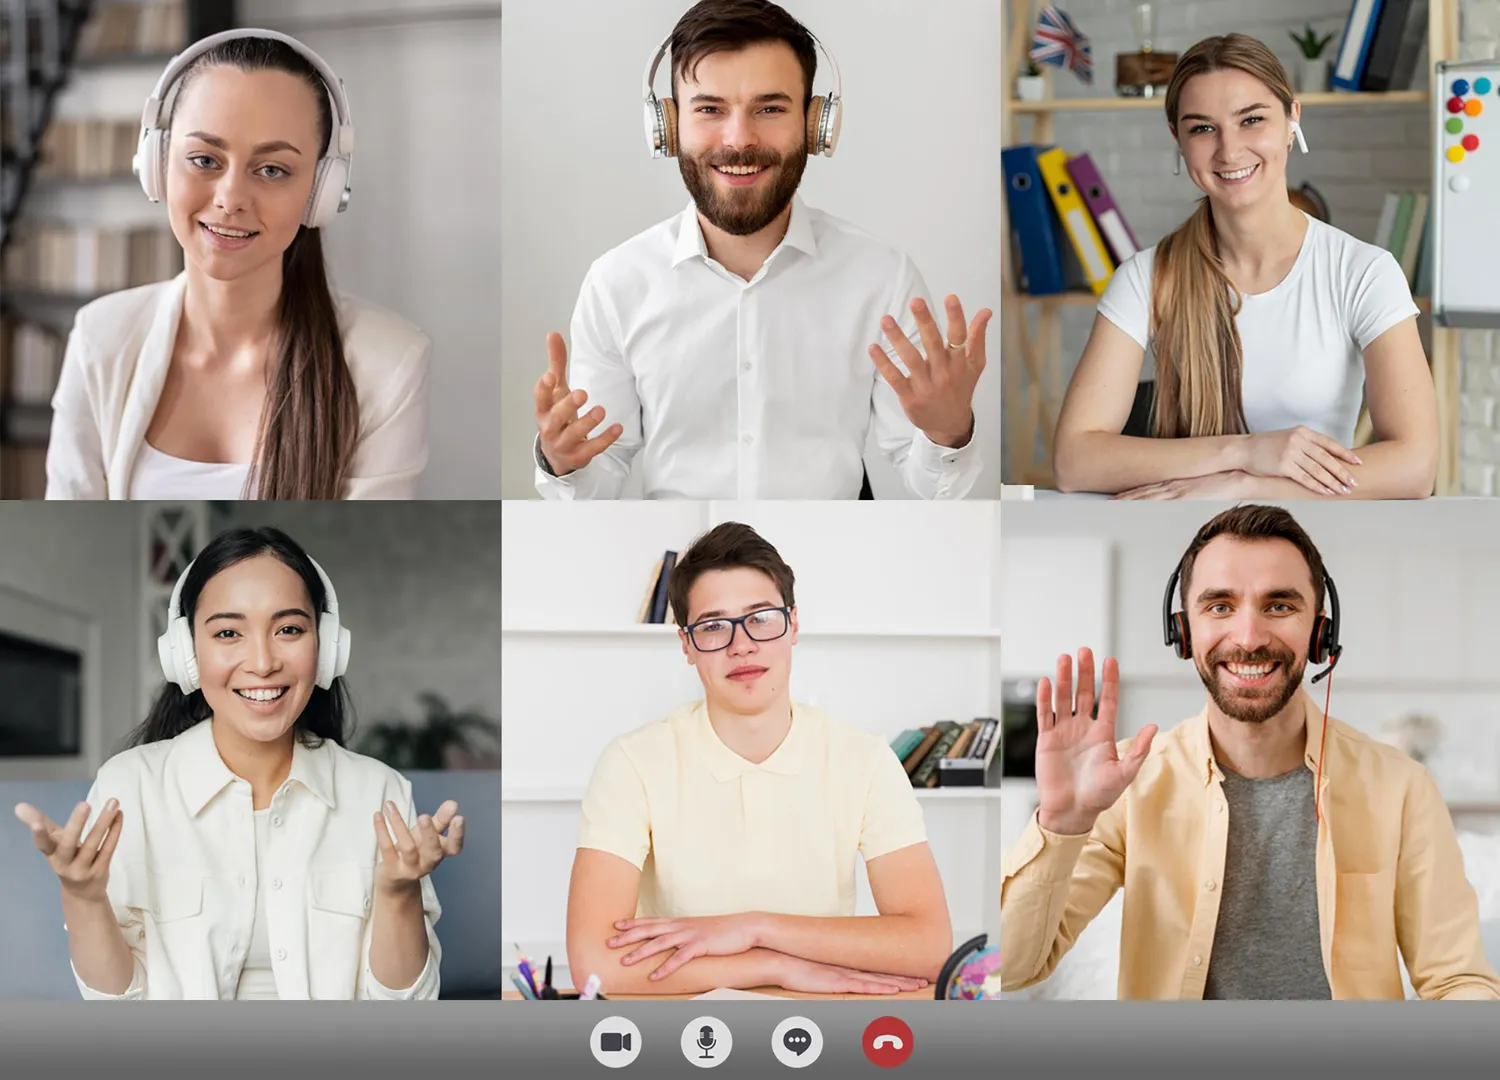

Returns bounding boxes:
[1478,78,1494,95]
[1448,145,1467,163]
[1449,96,1466,113]
[1466,98,1484,116]
[1448,117,1465,134]
[1454,79,1471,96]
[1465,134,1481,151]
[1452,174,1471,192]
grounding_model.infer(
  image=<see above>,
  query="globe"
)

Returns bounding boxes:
[945,944,1001,1000]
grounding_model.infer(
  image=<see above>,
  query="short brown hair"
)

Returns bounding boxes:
[668,521,796,627]
[1177,505,1327,613]
[668,0,819,107]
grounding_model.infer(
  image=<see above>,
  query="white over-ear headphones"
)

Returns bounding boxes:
[157,553,352,695]
[642,27,843,159]
[133,28,356,230]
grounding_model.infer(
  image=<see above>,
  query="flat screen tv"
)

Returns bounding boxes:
[0,629,81,757]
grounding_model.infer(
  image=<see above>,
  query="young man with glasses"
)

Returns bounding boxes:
[563,522,954,995]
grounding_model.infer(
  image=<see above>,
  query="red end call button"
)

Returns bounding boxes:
[862,1017,914,1068]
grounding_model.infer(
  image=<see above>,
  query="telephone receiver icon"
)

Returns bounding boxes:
[872,1034,904,1051]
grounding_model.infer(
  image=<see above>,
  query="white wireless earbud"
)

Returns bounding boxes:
[1290,120,1309,154]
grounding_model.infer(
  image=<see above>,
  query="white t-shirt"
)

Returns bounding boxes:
[1096,213,1420,447]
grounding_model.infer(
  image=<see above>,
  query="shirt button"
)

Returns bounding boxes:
[271,878,283,890]
[271,816,282,827]
[742,433,754,445]
[1205,880,1217,891]
[363,895,371,911]
[741,361,752,372]
[238,875,247,887]
[1216,803,1224,813]
[275,948,287,962]
[1193,955,1203,966]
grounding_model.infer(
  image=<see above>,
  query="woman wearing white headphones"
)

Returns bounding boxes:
[44,31,431,500]
[1051,33,1438,500]
[11,527,464,999]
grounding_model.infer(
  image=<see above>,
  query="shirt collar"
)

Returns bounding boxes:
[1191,691,1329,785]
[175,718,338,816]
[669,195,819,269]
[691,699,806,781]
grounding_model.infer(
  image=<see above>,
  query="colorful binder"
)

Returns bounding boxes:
[1002,144,1069,295]
[1065,152,1139,264]
[1037,147,1115,295]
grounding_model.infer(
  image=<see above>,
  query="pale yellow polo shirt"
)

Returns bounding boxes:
[577,700,929,919]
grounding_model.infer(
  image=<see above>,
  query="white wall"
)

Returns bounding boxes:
[32,0,504,498]
[501,500,1003,984]
[1001,499,1500,808]
[500,0,1003,499]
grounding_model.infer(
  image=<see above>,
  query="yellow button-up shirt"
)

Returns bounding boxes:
[1002,692,1500,1000]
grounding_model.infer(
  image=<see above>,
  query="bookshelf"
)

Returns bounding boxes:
[1001,0,1462,494]
[0,0,236,499]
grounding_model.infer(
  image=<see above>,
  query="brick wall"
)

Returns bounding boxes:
[1005,0,1436,478]
[1459,0,1500,494]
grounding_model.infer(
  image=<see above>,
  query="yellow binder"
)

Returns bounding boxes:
[1037,147,1114,295]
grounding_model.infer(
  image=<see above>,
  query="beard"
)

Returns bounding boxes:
[1195,644,1305,724]
[678,141,808,237]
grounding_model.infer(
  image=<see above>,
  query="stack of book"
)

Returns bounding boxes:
[1373,190,1432,296]
[34,121,142,180]
[891,719,1000,789]
[2,225,182,297]
[76,0,189,59]
[1330,0,1429,93]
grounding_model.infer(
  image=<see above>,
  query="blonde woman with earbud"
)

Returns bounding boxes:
[1051,33,1438,500]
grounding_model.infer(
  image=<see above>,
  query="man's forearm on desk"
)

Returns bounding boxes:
[572,946,786,996]
[751,911,950,980]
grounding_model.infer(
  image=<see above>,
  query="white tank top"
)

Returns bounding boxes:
[129,442,253,500]
[234,808,278,1000]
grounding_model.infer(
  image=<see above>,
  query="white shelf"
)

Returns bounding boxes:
[502,785,1001,803]
[504,625,1001,640]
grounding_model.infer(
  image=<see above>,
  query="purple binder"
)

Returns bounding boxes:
[1065,153,1140,265]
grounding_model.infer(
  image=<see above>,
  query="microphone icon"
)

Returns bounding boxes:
[696,1025,717,1060]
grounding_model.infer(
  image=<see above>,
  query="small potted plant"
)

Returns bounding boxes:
[1017,58,1046,102]
[1289,24,1336,93]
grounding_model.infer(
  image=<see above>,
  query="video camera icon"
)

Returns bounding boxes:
[590,1017,642,1068]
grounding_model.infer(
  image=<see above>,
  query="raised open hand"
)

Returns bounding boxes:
[14,800,123,903]
[373,799,464,896]
[533,333,623,476]
[868,295,991,448]
[1034,649,1156,836]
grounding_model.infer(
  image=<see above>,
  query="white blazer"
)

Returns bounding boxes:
[44,273,432,499]
[71,718,444,1000]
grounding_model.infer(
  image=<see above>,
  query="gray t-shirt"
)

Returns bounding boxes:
[1203,763,1332,1000]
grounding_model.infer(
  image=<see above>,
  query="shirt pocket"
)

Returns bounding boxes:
[1332,869,1399,972]
[119,863,204,923]
[308,864,374,974]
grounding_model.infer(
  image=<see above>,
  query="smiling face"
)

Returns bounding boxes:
[192,553,320,745]
[1172,67,1299,212]
[1184,535,1318,723]
[679,566,798,715]
[166,64,327,282]
[674,40,809,236]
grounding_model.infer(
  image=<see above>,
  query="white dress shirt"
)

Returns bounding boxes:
[46,272,432,500]
[69,718,443,1000]
[533,197,983,500]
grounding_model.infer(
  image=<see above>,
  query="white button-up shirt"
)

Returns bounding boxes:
[68,719,442,1000]
[533,197,983,500]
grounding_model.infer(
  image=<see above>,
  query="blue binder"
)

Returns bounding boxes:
[1331,0,1386,92]
[1003,144,1070,296]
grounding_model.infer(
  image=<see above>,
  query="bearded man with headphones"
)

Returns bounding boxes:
[1000,504,1499,1000]
[530,0,992,501]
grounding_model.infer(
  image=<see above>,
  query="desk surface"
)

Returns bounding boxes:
[503,987,934,1001]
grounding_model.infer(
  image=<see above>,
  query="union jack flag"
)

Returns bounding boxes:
[1029,5,1092,85]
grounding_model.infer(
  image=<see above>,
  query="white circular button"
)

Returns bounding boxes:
[590,1017,642,1068]
[1193,955,1203,966]
[274,948,287,961]
[742,361,752,372]
[271,816,282,827]
[742,433,754,445]
[271,878,282,890]
[1452,174,1471,192]
[681,1016,732,1067]
[771,1016,824,1068]
[1205,880,1217,891]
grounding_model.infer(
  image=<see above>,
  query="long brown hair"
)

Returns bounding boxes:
[172,37,358,499]
[1152,34,1295,439]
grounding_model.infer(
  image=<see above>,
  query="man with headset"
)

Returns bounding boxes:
[529,0,991,500]
[1001,504,1500,1000]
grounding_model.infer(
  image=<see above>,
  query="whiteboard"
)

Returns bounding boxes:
[1433,60,1500,328]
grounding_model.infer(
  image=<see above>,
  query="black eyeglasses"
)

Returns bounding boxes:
[683,607,791,653]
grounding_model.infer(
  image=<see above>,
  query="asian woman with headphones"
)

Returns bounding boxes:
[44,30,432,500]
[1050,33,1439,501]
[11,527,465,999]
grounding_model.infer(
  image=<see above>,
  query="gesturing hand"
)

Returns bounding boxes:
[868,295,992,448]
[533,333,623,477]
[373,799,464,896]
[1034,649,1156,836]
[777,955,929,995]
[608,913,760,981]
[1243,426,1360,497]
[14,800,123,903]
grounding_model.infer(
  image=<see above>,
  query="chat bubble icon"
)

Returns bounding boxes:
[782,1028,812,1056]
